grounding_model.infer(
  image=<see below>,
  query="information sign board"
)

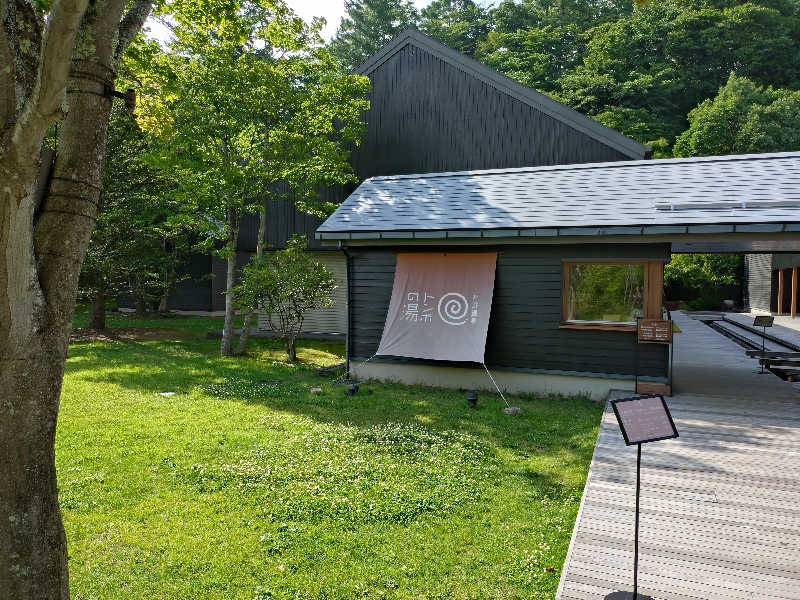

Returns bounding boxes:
[753,315,774,327]
[611,394,678,446]
[637,319,672,344]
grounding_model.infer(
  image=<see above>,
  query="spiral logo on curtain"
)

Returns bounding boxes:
[437,292,469,325]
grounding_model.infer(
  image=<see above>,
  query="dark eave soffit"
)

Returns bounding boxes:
[356,29,650,161]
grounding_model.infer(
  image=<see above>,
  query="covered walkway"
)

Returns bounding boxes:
[557,311,800,600]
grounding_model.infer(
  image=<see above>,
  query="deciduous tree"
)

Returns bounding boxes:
[79,101,188,328]
[0,1,153,597]
[138,0,369,356]
[558,0,800,145]
[673,73,800,157]
[231,235,336,362]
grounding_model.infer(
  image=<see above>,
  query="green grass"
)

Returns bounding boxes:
[59,311,602,600]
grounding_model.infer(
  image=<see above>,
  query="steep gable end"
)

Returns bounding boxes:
[355,29,649,166]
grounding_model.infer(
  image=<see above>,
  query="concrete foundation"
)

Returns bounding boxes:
[351,361,637,400]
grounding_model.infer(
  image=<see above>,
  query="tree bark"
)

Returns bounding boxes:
[0,2,153,598]
[220,211,241,356]
[286,339,297,362]
[135,295,148,317]
[158,294,168,313]
[234,207,266,355]
[89,291,106,329]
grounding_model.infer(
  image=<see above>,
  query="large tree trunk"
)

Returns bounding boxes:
[1,342,71,599]
[235,207,266,355]
[0,2,153,598]
[89,291,106,329]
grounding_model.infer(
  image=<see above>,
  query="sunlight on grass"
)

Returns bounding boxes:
[58,314,602,599]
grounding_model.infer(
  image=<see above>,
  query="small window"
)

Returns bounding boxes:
[561,261,663,331]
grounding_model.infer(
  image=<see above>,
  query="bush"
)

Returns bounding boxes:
[231,236,336,361]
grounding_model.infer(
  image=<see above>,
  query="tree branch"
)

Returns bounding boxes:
[10,0,89,164]
[113,0,154,69]
[1,1,44,131]
[0,1,15,130]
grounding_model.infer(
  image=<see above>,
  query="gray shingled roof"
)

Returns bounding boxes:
[317,152,800,240]
[357,29,649,161]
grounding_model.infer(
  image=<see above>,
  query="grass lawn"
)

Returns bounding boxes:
[60,310,602,599]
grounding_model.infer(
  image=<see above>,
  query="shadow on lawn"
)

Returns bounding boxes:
[66,336,601,497]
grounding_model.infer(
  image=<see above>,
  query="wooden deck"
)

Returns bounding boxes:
[556,311,800,600]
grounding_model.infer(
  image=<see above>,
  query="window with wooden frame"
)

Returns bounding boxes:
[560,261,664,331]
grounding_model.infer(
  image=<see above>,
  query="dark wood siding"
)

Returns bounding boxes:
[250,42,633,252]
[349,243,670,379]
[210,251,254,311]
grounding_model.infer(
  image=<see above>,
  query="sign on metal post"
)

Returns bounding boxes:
[753,315,775,328]
[634,318,674,394]
[612,394,678,446]
[753,316,775,374]
[608,395,679,600]
[637,319,673,345]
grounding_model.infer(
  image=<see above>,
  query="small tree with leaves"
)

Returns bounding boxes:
[232,236,336,361]
[139,0,369,356]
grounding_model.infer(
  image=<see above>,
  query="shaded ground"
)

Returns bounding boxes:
[60,311,601,600]
[70,327,189,342]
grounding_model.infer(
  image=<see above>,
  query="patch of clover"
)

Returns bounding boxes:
[165,421,497,524]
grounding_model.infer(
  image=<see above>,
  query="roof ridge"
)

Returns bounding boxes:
[363,151,800,183]
[355,28,649,161]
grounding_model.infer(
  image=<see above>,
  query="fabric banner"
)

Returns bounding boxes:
[376,252,498,363]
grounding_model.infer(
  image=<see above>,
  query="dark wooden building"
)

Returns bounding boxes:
[745,253,800,316]
[168,29,648,330]
[318,152,800,398]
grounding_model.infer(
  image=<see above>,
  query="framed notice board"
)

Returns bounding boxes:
[753,315,774,328]
[637,319,672,344]
[611,394,679,446]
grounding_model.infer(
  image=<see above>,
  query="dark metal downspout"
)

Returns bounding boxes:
[340,241,352,378]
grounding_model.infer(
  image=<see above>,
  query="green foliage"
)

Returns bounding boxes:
[419,0,490,57]
[329,0,419,71]
[664,254,742,307]
[80,102,190,307]
[59,313,601,599]
[139,0,371,254]
[232,236,337,360]
[479,24,584,94]
[664,254,742,289]
[567,264,644,322]
[557,0,800,145]
[489,0,632,32]
[674,73,800,156]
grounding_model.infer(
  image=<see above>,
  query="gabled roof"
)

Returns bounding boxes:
[316,151,800,240]
[356,28,649,161]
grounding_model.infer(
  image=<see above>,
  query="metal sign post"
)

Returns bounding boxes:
[610,394,679,600]
[753,316,774,374]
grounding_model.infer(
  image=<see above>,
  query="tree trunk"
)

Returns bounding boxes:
[234,207,266,355]
[134,296,147,317]
[158,294,168,313]
[0,345,71,600]
[89,291,106,329]
[220,215,241,356]
[0,2,154,597]
[286,339,297,362]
